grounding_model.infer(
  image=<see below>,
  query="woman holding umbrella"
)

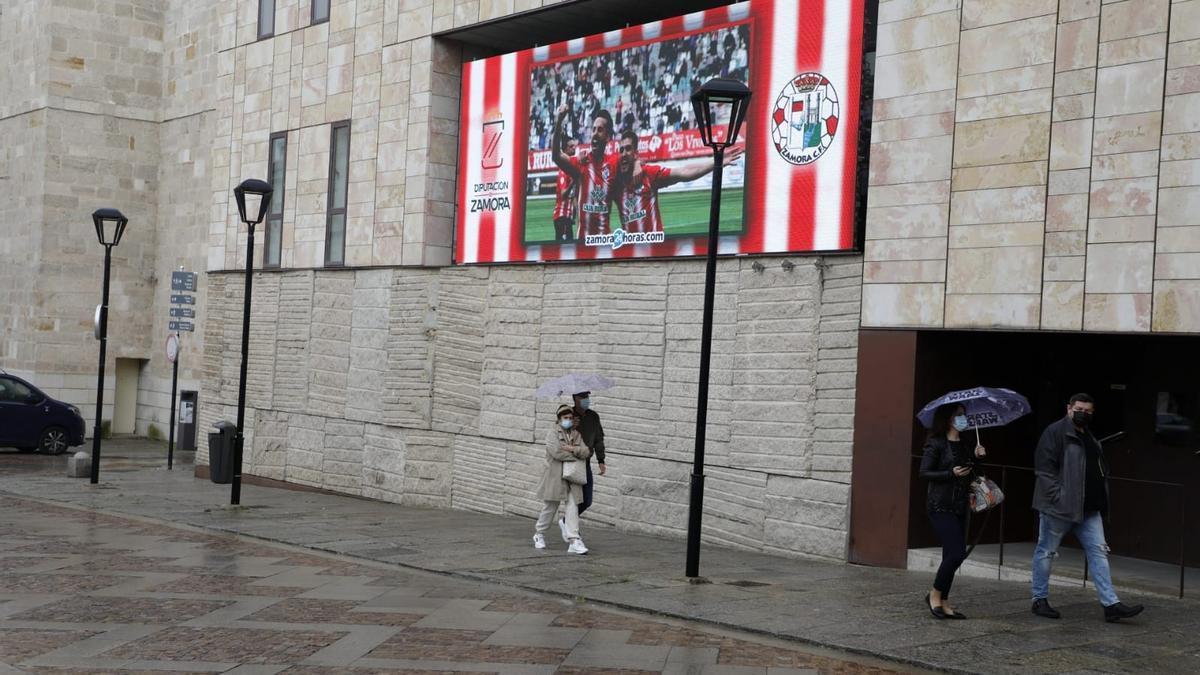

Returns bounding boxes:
[919,402,986,619]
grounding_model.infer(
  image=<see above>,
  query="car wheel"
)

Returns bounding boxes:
[39,427,70,455]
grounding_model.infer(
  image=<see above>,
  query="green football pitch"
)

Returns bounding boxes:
[523,187,745,244]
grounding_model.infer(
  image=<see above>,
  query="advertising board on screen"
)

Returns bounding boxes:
[456,0,866,264]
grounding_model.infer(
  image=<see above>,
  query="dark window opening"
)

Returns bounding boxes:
[325,120,350,266]
[265,132,287,268]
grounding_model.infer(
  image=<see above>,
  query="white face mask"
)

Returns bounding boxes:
[579,398,591,411]
[952,415,969,432]
[560,418,573,430]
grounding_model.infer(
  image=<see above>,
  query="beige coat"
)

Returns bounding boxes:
[536,427,592,501]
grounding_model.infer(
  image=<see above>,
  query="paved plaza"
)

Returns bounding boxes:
[0,489,906,674]
[1,441,1199,673]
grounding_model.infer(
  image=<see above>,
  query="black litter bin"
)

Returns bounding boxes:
[208,421,236,484]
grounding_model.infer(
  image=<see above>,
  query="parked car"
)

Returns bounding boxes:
[0,372,86,454]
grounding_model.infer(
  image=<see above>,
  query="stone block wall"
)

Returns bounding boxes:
[200,257,862,561]
[0,0,217,437]
[863,0,1200,333]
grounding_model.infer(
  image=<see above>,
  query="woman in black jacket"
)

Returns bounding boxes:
[920,402,986,619]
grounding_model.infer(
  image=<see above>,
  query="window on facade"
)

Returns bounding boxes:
[258,0,275,39]
[264,132,287,268]
[325,121,350,266]
[312,0,330,24]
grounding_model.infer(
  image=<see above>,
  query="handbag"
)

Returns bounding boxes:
[562,459,587,485]
[968,474,1004,512]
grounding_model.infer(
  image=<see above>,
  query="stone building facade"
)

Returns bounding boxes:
[863,0,1200,332]
[5,0,1198,565]
[195,0,864,560]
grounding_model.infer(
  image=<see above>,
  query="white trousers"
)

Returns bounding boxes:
[535,491,580,541]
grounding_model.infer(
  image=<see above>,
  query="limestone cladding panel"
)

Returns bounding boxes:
[308,272,354,417]
[862,1,959,328]
[1080,0,1170,332]
[478,267,545,442]
[863,0,1191,335]
[202,251,859,561]
[0,112,47,373]
[1042,6,1100,331]
[251,408,289,480]
[431,267,488,434]
[382,268,437,428]
[1153,0,1200,331]
[946,8,1055,329]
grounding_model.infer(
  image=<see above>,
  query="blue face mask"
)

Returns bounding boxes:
[560,419,573,430]
[579,398,591,411]
[952,415,969,432]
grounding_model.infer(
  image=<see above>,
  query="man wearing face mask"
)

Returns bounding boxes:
[569,391,606,521]
[1030,393,1143,622]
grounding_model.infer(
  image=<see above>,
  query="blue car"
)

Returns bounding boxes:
[0,372,86,454]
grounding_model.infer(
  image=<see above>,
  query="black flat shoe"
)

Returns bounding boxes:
[944,610,967,620]
[925,593,947,620]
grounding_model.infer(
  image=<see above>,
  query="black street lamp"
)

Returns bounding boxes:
[685,78,751,578]
[230,178,273,505]
[89,208,129,484]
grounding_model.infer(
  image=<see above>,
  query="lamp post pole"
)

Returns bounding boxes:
[89,244,113,484]
[231,221,255,506]
[686,145,724,579]
[229,178,273,506]
[686,77,750,579]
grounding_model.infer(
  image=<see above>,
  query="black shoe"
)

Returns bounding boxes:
[944,610,967,620]
[1104,602,1144,622]
[925,593,947,620]
[1032,598,1061,619]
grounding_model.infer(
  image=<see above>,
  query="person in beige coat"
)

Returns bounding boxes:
[533,404,592,554]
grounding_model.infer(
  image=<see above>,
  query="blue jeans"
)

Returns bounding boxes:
[1032,511,1119,606]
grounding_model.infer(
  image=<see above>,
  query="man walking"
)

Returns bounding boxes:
[558,390,606,544]
[1030,393,1143,622]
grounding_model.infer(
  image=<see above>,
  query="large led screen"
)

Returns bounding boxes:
[456,0,866,264]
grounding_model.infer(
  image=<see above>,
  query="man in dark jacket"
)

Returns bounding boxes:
[572,390,606,513]
[1030,393,1143,622]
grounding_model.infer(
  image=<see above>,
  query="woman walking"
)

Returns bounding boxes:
[919,402,986,619]
[533,404,592,554]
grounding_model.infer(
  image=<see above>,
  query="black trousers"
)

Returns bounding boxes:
[578,461,594,515]
[929,511,967,595]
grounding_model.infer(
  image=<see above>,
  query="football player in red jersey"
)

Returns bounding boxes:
[611,129,744,234]
[552,103,619,239]
[552,137,579,242]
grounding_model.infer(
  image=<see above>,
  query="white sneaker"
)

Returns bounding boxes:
[567,539,588,555]
[532,533,545,549]
[558,517,570,543]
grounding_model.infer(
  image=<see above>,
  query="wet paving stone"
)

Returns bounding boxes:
[104,626,346,663]
[0,629,102,661]
[246,598,424,626]
[14,596,233,624]
[0,492,915,674]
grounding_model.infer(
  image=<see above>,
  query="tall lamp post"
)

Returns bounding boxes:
[89,208,129,484]
[686,78,751,578]
[230,179,273,505]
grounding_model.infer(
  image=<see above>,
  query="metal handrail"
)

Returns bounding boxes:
[912,456,1189,598]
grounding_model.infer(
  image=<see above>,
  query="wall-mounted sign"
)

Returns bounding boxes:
[169,321,194,333]
[171,271,197,292]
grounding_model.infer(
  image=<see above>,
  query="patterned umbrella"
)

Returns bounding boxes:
[917,386,1032,430]
[535,373,614,400]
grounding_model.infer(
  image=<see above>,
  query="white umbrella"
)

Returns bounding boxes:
[535,373,614,399]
